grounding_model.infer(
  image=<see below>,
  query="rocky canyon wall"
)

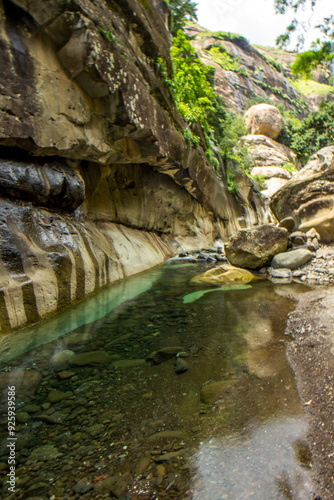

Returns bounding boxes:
[0,0,266,332]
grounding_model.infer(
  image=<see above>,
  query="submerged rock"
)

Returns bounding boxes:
[200,380,237,404]
[155,451,183,463]
[268,268,293,279]
[51,350,75,371]
[174,358,189,374]
[69,351,113,366]
[191,264,256,285]
[147,347,183,365]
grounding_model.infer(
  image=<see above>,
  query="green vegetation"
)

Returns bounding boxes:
[279,100,334,164]
[274,1,334,77]
[167,0,197,36]
[292,79,334,97]
[208,45,249,77]
[99,27,116,44]
[170,31,215,125]
[281,162,297,173]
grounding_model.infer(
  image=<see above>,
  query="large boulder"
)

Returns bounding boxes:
[225,224,289,269]
[244,104,284,139]
[270,147,334,242]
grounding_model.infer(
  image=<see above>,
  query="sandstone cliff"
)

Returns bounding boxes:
[0,0,266,332]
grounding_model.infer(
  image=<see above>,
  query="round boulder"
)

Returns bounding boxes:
[244,104,284,139]
[225,224,289,269]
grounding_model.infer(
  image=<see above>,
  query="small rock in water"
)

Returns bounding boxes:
[174,358,188,374]
[147,430,184,444]
[111,472,133,499]
[112,359,146,369]
[51,349,75,371]
[279,217,295,233]
[200,380,237,404]
[47,389,73,404]
[73,478,94,494]
[155,451,183,463]
[147,346,183,364]
[69,351,113,366]
[292,270,307,278]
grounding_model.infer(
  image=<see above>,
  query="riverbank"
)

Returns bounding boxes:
[285,284,334,500]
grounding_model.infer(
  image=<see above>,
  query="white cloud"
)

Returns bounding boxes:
[195,0,333,48]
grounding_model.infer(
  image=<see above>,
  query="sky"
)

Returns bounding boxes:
[195,0,333,49]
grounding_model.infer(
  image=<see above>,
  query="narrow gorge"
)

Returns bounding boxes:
[1,0,334,499]
[0,0,268,333]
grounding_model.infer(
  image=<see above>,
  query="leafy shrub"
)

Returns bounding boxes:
[278,100,334,164]
[170,30,216,126]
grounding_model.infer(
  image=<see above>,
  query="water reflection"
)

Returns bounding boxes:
[0,263,314,499]
[191,418,313,500]
[0,266,163,363]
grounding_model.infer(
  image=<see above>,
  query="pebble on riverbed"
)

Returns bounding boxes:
[174,357,189,374]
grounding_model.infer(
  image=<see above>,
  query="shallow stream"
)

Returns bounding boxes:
[0,262,314,499]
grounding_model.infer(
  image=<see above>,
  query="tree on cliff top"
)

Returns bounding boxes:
[167,0,197,36]
[275,0,334,76]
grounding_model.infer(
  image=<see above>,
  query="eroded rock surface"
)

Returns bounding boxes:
[225,224,289,269]
[270,146,334,241]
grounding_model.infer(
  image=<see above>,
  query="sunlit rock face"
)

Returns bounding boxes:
[0,0,266,332]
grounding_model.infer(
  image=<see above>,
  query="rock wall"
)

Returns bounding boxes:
[186,26,305,116]
[270,147,334,242]
[0,0,266,333]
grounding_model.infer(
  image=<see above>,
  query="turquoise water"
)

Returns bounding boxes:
[0,262,314,499]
